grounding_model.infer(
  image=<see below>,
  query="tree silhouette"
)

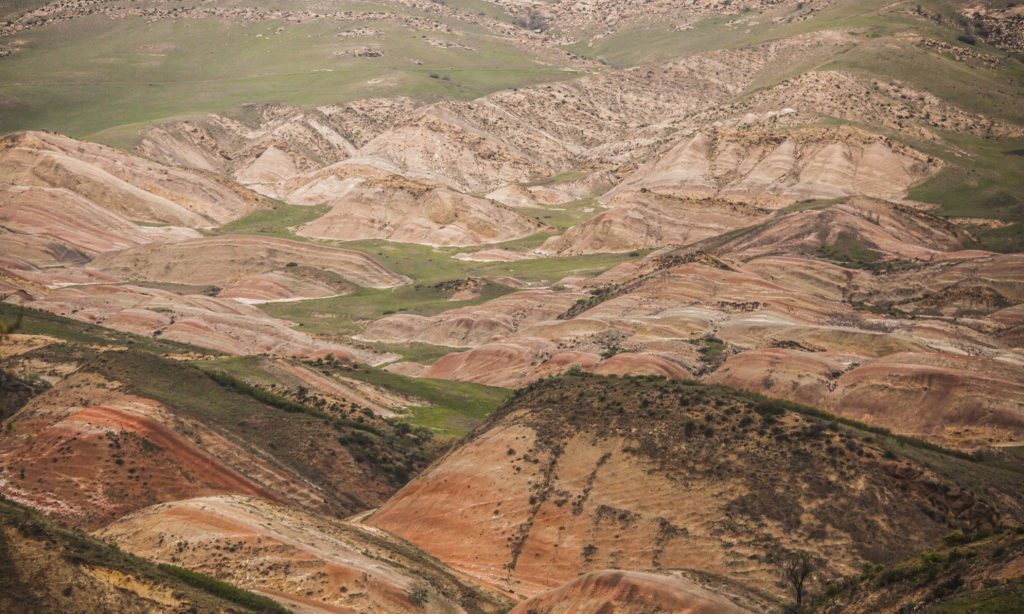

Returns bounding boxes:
[783,551,814,609]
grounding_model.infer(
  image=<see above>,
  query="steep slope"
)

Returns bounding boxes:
[543,130,939,255]
[284,159,548,246]
[0,131,266,227]
[358,103,562,193]
[91,235,409,291]
[0,185,200,266]
[369,374,1024,599]
[0,347,433,530]
[709,198,969,262]
[539,196,769,255]
[606,127,935,208]
[818,531,1024,613]
[8,284,382,360]
[0,496,283,613]
[99,495,513,614]
[508,570,763,614]
[137,100,417,197]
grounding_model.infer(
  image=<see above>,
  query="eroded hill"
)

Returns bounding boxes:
[1,0,1024,611]
[0,495,285,613]
[369,374,1024,600]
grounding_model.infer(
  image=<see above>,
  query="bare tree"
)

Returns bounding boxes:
[783,551,814,609]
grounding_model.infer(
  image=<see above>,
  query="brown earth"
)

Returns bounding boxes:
[285,159,548,246]
[91,235,408,290]
[1,2,1023,611]
[379,199,1023,449]
[0,131,266,228]
[0,496,259,613]
[99,495,513,614]
[7,282,381,360]
[0,185,200,266]
[508,570,760,614]
[0,372,280,529]
[0,349,435,530]
[369,375,1024,600]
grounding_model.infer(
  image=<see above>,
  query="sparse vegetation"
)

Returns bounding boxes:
[0,495,285,612]
[157,564,289,613]
[86,351,434,509]
[0,14,576,146]
[818,531,1024,612]
[559,284,623,320]
[816,232,882,269]
[3,1,1024,611]
[334,363,511,438]
[407,585,429,607]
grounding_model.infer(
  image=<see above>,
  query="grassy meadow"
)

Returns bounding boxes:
[0,8,575,147]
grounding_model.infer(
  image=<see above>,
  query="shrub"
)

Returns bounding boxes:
[157,564,288,613]
[753,399,786,417]
[943,530,968,547]
[408,586,429,607]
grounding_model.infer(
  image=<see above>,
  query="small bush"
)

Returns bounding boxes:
[753,399,786,417]
[943,531,968,547]
[408,586,429,607]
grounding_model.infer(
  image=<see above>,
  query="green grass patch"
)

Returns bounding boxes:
[399,404,494,438]
[925,584,1024,613]
[188,355,281,387]
[194,355,508,437]
[0,14,577,145]
[566,0,903,67]
[341,364,511,437]
[213,202,330,238]
[326,238,643,286]
[256,238,645,336]
[908,135,1024,222]
[364,341,462,364]
[525,169,587,186]
[0,304,212,355]
[262,279,515,336]
[699,337,727,362]
[817,231,883,269]
[517,198,604,232]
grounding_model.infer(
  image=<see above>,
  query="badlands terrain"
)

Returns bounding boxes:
[2,0,1024,611]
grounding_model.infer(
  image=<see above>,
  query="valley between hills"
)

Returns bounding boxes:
[2,0,1024,611]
